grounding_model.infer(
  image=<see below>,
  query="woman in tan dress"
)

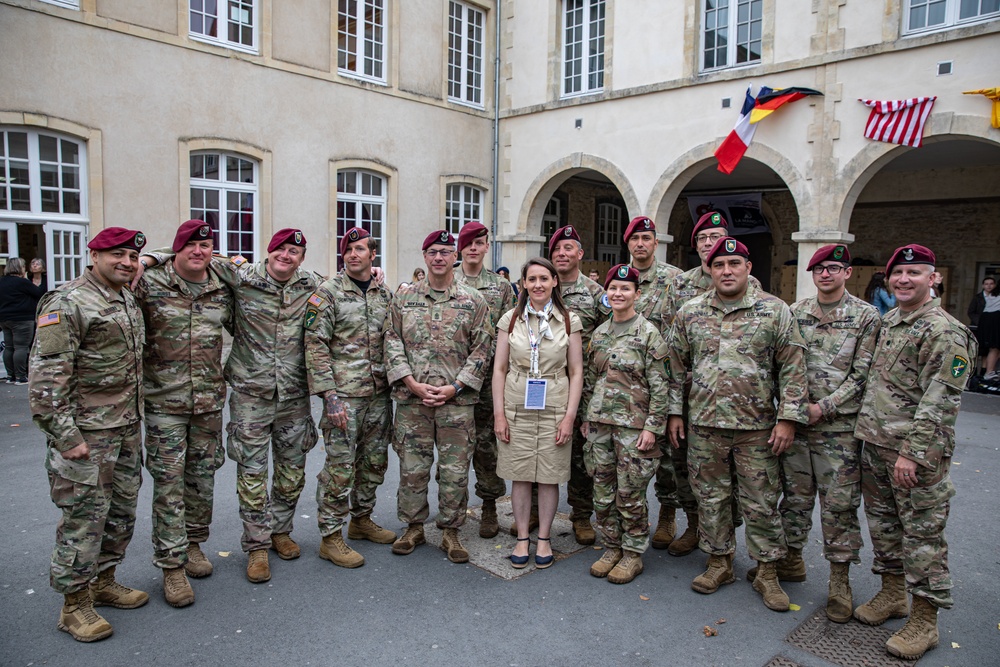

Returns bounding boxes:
[493,258,583,569]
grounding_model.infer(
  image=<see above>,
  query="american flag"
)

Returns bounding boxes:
[859,97,936,148]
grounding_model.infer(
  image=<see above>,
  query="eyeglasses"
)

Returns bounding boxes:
[811,264,846,275]
[695,233,727,245]
[423,249,454,258]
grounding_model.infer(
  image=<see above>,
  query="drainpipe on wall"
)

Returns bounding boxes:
[490,1,502,269]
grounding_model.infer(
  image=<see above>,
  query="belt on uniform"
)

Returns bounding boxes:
[508,366,568,381]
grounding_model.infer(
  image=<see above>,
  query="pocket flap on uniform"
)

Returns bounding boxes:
[45,449,99,485]
[909,476,955,510]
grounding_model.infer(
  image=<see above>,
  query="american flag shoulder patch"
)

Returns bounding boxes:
[38,312,61,327]
[231,255,248,266]
[308,294,324,307]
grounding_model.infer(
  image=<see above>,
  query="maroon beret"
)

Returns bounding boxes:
[690,211,729,247]
[806,244,851,271]
[886,244,936,274]
[268,228,306,253]
[423,230,456,251]
[88,227,146,251]
[172,219,213,252]
[623,216,655,243]
[706,237,750,265]
[340,227,371,257]
[549,225,582,255]
[457,221,488,252]
[604,263,640,290]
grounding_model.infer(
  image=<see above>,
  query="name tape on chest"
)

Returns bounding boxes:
[99,305,122,317]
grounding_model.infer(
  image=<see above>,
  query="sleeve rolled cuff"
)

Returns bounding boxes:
[386,364,413,386]
[456,369,483,393]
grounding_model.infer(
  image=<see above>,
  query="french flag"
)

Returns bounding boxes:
[714,86,758,175]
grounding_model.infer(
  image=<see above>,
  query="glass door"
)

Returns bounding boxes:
[44,222,88,290]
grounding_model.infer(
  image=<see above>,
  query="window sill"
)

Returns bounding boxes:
[189,33,259,56]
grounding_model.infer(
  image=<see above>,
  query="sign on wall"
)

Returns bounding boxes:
[687,194,770,236]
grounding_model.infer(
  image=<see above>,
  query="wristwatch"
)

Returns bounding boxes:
[139,259,149,269]
[451,381,464,395]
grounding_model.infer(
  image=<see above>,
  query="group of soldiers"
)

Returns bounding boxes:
[28,212,975,661]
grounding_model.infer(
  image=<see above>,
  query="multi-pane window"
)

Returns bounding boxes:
[448,1,485,107]
[0,129,84,217]
[190,0,257,52]
[702,0,762,71]
[39,0,80,9]
[338,0,386,82]
[905,0,999,32]
[562,0,605,97]
[445,184,483,235]
[337,170,385,270]
[190,152,258,261]
[542,197,561,258]
[595,202,624,264]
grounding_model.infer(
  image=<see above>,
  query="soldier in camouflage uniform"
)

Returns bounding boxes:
[455,222,516,538]
[623,216,683,549]
[304,227,395,569]
[384,230,493,563]
[763,244,879,623]
[30,227,149,642]
[548,225,611,544]
[142,227,321,584]
[667,237,809,612]
[582,264,670,585]
[136,220,233,607]
[662,211,758,557]
[852,244,977,661]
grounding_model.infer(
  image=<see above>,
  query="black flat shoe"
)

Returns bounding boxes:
[535,536,554,569]
[510,537,530,569]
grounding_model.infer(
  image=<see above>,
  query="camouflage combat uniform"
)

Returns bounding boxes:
[384,278,492,529]
[458,267,516,504]
[560,272,612,520]
[582,314,670,554]
[136,261,232,569]
[304,272,393,536]
[30,269,145,594]
[668,281,808,561]
[633,259,682,512]
[781,292,879,564]
[854,298,977,609]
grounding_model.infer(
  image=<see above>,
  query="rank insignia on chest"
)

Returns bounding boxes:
[308,293,324,307]
[305,309,319,328]
[951,355,968,378]
[432,309,443,322]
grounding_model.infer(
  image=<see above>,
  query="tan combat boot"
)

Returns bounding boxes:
[348,515,397,544]
[691,554,735,594]
[753,561,791,611]
[391,523,426,555]
[479,500,500,539]
[184,543,213,578]
[163,567,195,608]
[572,518,596,546]
[320,532,365,568]
[746,547,807,582]
[270,533,301,560]
[650,508,677,550]
[590,548,623,578]
[607,550,644,584]
[246,549,271,583]
[667,512,699,556]
[886,596,939,660]
[508,513,539,536]
[441,528,469,563]
[58,590,113,642]
[826,562,853,623]
[853,573,909,625]
[90,566,149,609]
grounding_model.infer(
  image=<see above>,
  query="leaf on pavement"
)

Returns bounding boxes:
[789,603,801,611]
[703,626,718,637]
[639,595,650,601]
[218,551,231,557]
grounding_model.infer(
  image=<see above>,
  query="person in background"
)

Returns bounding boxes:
[588,269,601,283]
[967,276,995,377]
[493,258,583,569]
[930,272,944,301]
[412,267,426,283]
[972,276,1000,381]
[1,258,45,384]
[865,271,895,316]
[28,257,48,293]
[497,266,518,298]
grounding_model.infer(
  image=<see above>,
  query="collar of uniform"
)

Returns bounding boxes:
[83,266,125,303]
[889,296,940,326]
[806,292,848,322]
[161,258,225,294]
[606,313,642,336]
[636,260,657,284]
[460,264,487,287]
[419,277,460,301]
[709,278,760,313]
[562,272,589,294]
[339,270,378,295]
[256,259,309,286]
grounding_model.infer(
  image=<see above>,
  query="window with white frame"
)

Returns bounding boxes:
[905,0,999,33]
[562,0,605,97]
[448,1,485,107]
[39,0,80,9]
[542,196,561,258]
[595,201,624,264]
[445,184,483,235]
[190,152,258,261]
[190,0,257,52]
[338,0,386,82]
[337,169,386,270]
[702,0,762,71]
[1,129,85,217]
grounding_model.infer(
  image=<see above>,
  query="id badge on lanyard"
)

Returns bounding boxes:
[524,378,547,410]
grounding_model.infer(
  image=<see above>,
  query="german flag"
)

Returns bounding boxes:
[749,87,823,124]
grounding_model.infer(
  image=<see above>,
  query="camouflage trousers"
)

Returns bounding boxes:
[145,411,225,569]
[46,421,142,594]
[393,402,474,529]
[227,390,318,552]
[688,425,787,562]
[583,424,659,553]
[472,377,507,502]
[778,429,862,563]
[317,392,392,536]
[861,443,955,609]
[568,421,594,520]
[656,397,719,514]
